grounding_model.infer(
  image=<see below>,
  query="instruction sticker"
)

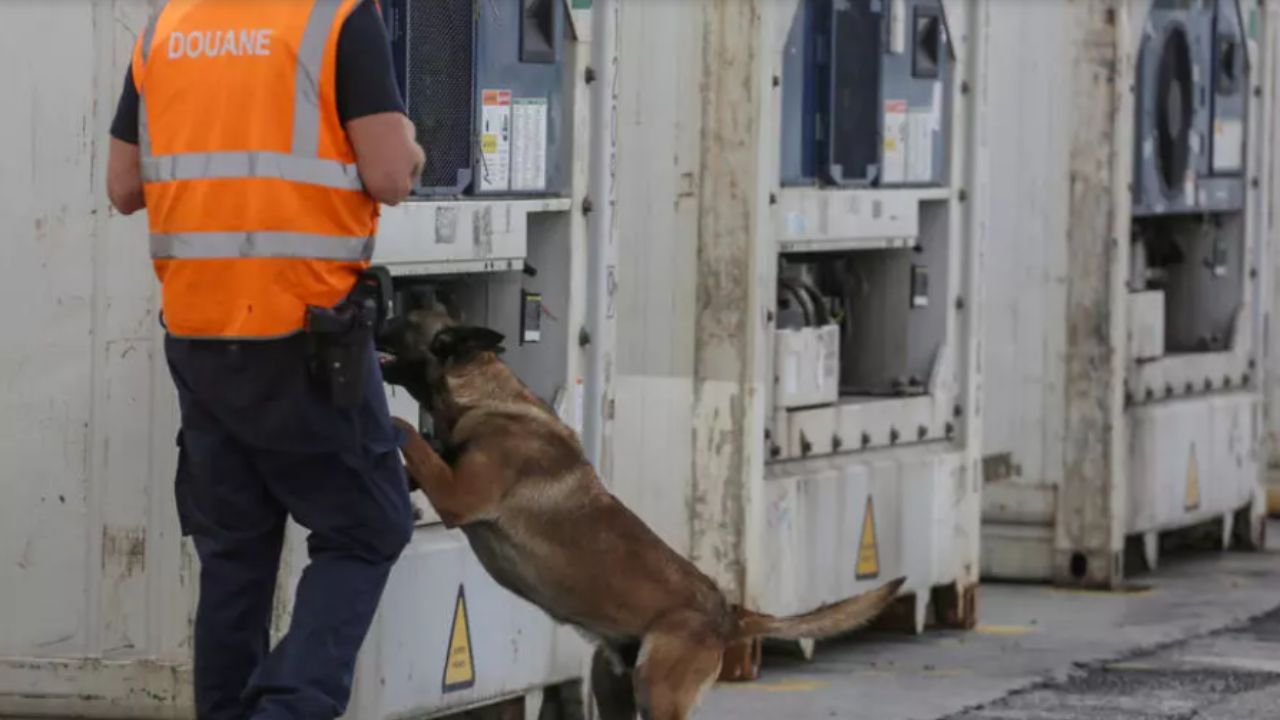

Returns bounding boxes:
[1213,119,1244,174]
[511,97,549,192]
[441,586,476,693]
[1184,444,1201,512]
[479,90,512,193]
[907,110,934,183]
[882,100,908,184]
[856,497,880,579]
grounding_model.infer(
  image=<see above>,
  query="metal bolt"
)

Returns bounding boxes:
[832,435,844,451]
[889,428,900,445]
[770,444,782,459]
[945,422,955,438]
[582,196,595,215]
[772,75,781,88]
[955,296,966,312]
[861,432,871,448]
[800,433,813,457]
[960,81,970,95]
[917,425,928,441]
[578,327,592,347]
[585,67,597,84]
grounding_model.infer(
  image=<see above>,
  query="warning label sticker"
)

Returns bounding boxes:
[882,100,908,184]
[441,585,476,693]
[856,497,880,579]
[479,90,512,193]
[511,97,549,192]
[1185,444,1201,512]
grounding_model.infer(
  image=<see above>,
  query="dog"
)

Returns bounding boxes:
[379,305,905,720]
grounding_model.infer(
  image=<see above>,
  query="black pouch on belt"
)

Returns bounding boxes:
[305,268,393,408]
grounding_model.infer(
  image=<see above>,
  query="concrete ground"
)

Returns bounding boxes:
[698,520,1280,720]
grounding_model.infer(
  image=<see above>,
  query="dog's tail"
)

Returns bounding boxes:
[729,577,905,642]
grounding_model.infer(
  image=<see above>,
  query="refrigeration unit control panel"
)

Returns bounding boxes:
[780,0,954,188]
[1127,0,1252,396]
[769,0,964,462]
[384,0,570,198]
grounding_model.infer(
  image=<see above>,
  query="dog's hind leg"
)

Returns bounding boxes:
[633,611,723,720]
[591,646,637,720]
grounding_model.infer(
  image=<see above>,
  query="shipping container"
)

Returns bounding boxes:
[0,0,616,717]
[980,0,1276,585]
[611,0,987,676]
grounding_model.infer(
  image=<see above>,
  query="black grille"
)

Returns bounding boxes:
[406,0,475,194]
[1155,25,1194,198]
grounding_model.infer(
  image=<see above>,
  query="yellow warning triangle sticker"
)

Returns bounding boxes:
[441,585,476,693]
[856,496,880,579]
[1185,444,1201,511]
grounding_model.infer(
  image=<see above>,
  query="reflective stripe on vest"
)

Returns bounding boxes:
[138,0,367,260]
[141,152,364,191]
[151,232,374,261]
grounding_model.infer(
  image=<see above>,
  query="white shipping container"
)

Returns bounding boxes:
[611,0,987,674]
[0,0,615,717]
[979,0,1275,585]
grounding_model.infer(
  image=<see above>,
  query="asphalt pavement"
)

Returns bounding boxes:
[698,520,1280,720]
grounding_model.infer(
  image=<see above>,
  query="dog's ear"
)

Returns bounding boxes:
[430,326,507,363]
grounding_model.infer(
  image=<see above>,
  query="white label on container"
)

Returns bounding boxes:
[479,90,512,192]
[820,329,839,394]
[907,110,934,183]
[883,100,908,184]
[1213,119,1244,173]
[511,98,549,192]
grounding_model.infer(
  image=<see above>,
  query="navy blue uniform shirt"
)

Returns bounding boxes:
[111,0,405,144]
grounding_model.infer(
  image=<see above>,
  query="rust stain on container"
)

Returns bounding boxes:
[101,525,146,575]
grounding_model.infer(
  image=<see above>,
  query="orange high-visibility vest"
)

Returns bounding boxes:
[133,0,379,339]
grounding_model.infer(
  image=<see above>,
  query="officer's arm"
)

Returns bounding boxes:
[348,113,425,207]
[107,63,145,216]
[339,1,425,207]
[107,138,145,216]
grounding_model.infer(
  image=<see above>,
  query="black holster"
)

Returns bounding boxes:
[305,267,393,408]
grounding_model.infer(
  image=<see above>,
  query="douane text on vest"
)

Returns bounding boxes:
[167,29,274,60]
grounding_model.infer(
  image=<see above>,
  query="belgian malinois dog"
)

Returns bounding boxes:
[379,305,904,720]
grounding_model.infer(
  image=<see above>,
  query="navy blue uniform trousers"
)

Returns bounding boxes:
[165,334,413,720]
